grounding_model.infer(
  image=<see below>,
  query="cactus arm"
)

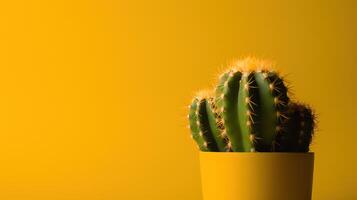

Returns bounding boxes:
[276,103,301,152]
[254,72,290,151]
[188,97,220,151]
[279,103,316,152]
[205,98,229,151]
[296,105,315,152]
[188,98,209,151]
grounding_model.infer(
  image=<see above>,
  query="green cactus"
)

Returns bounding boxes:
[188,58,316,152]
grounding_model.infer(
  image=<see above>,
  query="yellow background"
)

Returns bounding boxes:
[0,0,356,199]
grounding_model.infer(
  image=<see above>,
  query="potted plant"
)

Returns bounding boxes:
[188,58,316,200]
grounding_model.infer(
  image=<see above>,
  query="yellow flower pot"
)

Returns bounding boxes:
[200,152,314,200]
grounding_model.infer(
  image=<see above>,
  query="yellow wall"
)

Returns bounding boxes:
[0,0,356,199]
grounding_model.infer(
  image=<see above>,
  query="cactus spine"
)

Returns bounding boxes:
[188,58,316,152]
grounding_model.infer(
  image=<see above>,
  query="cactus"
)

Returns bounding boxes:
[188,58,316,152]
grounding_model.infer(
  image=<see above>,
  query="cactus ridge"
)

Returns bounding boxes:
[216,70,247,151]
[237,72,258,152]
[206,98,231,151]
[294,103,315,152]
[197,98,219,151]
[275,103,301,152]
[259,71,290,151]
[188,58,316,152]
[215,71,231,109]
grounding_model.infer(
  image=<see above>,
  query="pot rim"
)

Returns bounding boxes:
[199,151,314,155]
